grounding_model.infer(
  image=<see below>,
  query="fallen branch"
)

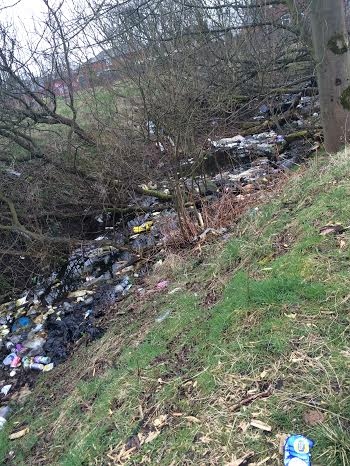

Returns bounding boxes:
[241,111,294,135]
[32,203,172,221]
[270,86,318,96]
[284,130,310,143]
[0,249,45,258]
[134,186,173,202]
[0,192,87,245]
[230,385,273,412]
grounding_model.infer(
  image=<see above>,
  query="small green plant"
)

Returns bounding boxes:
[316,422,350,466]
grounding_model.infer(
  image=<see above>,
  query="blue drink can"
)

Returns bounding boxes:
[284,435,314,465]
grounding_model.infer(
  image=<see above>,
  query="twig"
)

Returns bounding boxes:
[230,385,273,412]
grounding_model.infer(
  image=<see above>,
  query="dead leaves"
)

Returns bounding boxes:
[107,408,207,464]
[183,415,201,424]
[9,427,29,440]
[319,223,349,250]
[110,430,163,463]
[339,238,347,249]
[143,430,160,444]
[108,413,170,463]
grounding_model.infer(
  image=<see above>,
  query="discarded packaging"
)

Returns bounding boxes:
[67,289,94,299]
[23,337,46,354]
[22,355,53,372]
[132,221,154,234]
[210,134,245,148]
[27,363,45,371]
[15,296,28,307]
[12,316,31,332]
[43,363,54,372]
[284,435,314,466]
[1,384,12,396]
[210,131,285,157]
[3,353,16,366]
[155,309,172,323]
[10,355,21,368]
[156,280,169,291]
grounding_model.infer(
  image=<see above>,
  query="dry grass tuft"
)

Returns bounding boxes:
[146,252,187,285]
[201,192,255,230]
[159,172,292,253]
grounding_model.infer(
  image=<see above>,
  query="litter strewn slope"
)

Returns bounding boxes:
[1,152,350,465]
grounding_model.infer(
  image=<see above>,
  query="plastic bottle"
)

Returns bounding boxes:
[28,363,44,371]
[284,435,314,466]
[33,356,51,364]
[3,353,16,366]
[0,406,11,430]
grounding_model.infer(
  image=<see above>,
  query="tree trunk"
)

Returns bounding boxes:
[310,0,350,153]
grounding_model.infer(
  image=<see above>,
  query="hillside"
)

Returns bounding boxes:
[1,151,350,465]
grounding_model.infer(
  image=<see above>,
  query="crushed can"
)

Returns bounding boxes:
[284,435,314,465]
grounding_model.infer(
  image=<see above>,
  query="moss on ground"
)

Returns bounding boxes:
[2,152,350,465]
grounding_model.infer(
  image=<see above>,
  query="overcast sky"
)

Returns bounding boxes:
[3,0,45,27]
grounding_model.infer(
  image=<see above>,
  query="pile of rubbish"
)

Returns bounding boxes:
[210,131,285,159]
[0,88,321,427]
[0,209,172,425]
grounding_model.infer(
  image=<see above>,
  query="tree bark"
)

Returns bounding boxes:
[0,129,44,159]
[310,0,350,153]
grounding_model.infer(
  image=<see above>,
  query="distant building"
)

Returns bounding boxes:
[42,48,133,97]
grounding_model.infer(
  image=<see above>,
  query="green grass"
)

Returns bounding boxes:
[54,80,139,126]
[3,152,350,465]
[0,79,140,164]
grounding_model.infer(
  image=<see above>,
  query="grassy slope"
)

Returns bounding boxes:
[1,153,350,465]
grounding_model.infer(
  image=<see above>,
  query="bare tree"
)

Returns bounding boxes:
[311,0,350,152]
[0,12,95,161]
[0,0,326,297]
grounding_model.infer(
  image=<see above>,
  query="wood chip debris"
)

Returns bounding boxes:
[250,419,272,432]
